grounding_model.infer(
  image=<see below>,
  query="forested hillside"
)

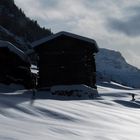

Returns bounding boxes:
[0,0,52,51]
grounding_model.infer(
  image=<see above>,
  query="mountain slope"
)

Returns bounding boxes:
[0,25,31,51]
[0,0,52,50]
[96,48,140,88]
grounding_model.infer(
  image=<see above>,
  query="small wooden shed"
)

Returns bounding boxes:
[32,31,99,88]
[0,40,32,88]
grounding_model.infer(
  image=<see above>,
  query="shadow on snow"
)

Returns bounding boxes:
[114,100,140,109]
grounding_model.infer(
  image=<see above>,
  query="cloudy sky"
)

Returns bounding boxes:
[15,0,140,68]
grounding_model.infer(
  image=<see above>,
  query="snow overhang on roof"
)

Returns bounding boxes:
[0,40,29,62]
[32,31,99,53]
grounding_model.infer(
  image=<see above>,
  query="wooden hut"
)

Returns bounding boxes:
[32,31,99,88]
[0,40,32,88]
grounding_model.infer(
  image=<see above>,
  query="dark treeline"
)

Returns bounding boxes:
[0,0,52,43]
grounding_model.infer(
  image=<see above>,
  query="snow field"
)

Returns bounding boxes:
[0,83,140,140]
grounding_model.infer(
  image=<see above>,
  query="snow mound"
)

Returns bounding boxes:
[50,85,98,99]
[0,83,24,93]
[96,48,140,88]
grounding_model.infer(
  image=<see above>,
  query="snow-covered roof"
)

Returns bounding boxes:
[0,40,29,62]
[32,31,99,52]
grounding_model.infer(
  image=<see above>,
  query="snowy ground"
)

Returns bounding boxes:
[0,82,140,140]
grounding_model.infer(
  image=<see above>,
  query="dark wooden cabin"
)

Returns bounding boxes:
[0,40,32,88]
[32,31,99,88]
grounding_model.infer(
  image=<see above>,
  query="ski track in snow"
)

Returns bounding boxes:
[0,84,140,140]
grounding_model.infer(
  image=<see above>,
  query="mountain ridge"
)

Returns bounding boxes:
[96,48,140,88]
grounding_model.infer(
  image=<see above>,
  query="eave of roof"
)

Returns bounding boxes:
[0,40,29,62]
[32,31,99,53]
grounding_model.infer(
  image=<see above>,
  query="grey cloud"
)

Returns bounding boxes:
[128,6,140,13]
[108,6,140,37]
[39,0,59,8]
